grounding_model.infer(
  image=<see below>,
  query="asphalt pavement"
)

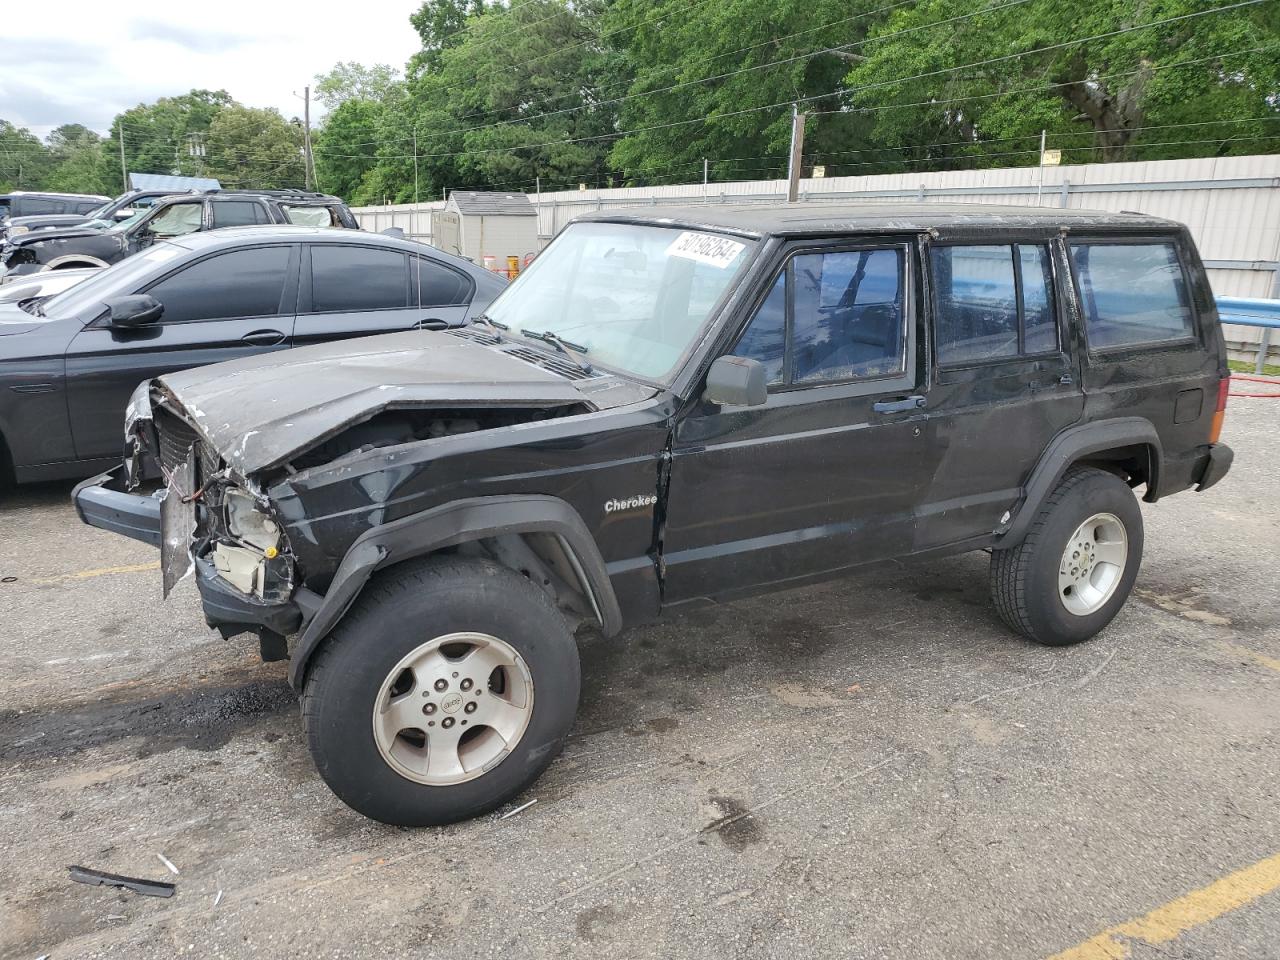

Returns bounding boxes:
[1,398,1277,960]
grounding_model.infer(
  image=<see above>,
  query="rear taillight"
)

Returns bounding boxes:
[1209,376,1229,444]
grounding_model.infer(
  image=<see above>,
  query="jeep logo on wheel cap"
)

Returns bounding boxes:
[441,693,464,714]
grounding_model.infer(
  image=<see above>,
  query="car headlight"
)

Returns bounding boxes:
[8,225,28,237]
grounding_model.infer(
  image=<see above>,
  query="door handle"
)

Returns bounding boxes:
[241,329,286,346]
[413,318,449,330]
[873,395,926,414]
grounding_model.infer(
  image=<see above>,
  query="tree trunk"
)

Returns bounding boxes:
[1057,52,1151,161]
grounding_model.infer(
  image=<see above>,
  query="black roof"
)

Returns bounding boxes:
[449,191,536,217]
[575,201,1180,238]
[161,226,503,280]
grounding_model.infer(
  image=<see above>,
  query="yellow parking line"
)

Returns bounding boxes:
[1047,851,1280,959]
[32,561,160,584]
[1222,642,1280,674]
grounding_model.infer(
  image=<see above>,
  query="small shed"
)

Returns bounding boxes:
[431,191,538,265]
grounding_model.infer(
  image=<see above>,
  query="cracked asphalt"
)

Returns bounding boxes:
[0,398,1277,960]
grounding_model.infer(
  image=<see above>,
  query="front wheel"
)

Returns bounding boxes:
[302,556,580,826]
[990,466,1144,646]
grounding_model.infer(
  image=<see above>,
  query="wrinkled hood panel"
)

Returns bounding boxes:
[154,329,655,475]
[6,224,112,246]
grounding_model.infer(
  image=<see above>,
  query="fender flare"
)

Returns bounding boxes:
[994,417,1162,547]
[286,494,622,689]
[43,254,111,270]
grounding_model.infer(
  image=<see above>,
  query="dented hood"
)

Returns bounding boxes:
[152,329,647,475]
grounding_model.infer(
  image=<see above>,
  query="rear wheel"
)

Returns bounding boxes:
[302,556,580,826]
[990,466,1144,646]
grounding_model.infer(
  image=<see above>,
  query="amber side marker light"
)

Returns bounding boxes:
[1209,376,1229,444]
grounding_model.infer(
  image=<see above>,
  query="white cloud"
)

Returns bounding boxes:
[0,1,421,137]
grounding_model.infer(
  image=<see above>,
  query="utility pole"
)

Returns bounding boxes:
[703,158,709,201]
[413,130,420,206]
[302,85,314,191]
[786,104,806,203]
[1036,129,1047,204]
[119,129,128,192]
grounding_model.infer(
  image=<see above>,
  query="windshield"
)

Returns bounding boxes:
[41,241,186,318]
[486,222,754,381]
[83,201,114,219]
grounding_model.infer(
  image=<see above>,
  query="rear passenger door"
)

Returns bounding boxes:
[917,239,1084,550]
[663,240,932,601]
[293,244,470,347]
[1067,235,1221,488]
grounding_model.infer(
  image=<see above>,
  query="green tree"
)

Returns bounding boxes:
[409,0,487,76]
[314,62,402,110]
[110,89,234,179]
[380,0,621,202]
[0,120,54,192]
[44,124,112,195]
[604,0,891,184]
[843,0,1280,169]
[205,105,306,190]
[314,98,385,202]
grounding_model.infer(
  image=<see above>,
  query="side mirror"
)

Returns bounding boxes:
[105,295,164,328]
[113,208,136,220]
[704,355,767,407]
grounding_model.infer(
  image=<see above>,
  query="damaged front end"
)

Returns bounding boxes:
[129,381,303,660]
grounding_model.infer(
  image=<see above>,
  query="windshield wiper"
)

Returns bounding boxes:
[520,329,593,374]
[474,313,508,331]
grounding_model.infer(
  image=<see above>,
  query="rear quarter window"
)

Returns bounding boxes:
[1070,242,1194,350]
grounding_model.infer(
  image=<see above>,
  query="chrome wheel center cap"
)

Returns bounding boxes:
[441,692,464,714]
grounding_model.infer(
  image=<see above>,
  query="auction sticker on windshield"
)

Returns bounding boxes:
[666,231,745,269]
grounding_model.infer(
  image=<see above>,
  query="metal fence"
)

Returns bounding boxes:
[353,153,1280,365]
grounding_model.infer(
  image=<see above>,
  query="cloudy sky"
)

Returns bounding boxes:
[0,1,422,138]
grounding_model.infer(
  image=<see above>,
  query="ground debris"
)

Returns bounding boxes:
[68,864,176,899]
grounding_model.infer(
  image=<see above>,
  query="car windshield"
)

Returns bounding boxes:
[40,242,186,318]
[83,201,114,219]
[485,222,754,381]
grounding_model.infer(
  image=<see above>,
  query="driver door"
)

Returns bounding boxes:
[662,239,935,602]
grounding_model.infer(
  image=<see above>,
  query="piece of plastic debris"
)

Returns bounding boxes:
[213,889,224,908]
[499,798,538,821]
[68,865,176,899]
[156,853,180,876]
[104,914,127,922]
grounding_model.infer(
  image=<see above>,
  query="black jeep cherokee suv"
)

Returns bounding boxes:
[76,202,1234,826]
[0,190,358,280]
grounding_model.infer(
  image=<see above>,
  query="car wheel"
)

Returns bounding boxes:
[989,465,1144,646]
[302,555,580,826]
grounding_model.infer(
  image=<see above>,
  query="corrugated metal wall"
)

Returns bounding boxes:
[353,154,1280,360]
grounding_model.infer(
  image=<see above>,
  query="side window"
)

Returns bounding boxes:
[931,244,1058,365]
[25,198,65,215]
[147,203,204,238]
[415,257,470,306]
[732,272,785,384]
[311,245,407,312]
[283,205,335,227]
[1071,242,1193,350]
[145,247,292,323]
[211,201,268,228]
[732,247,906,388]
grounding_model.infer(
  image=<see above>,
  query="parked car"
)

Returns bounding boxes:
[0,266,99,304]
[0,188,201,240]
[0,191,111,229]
[0,226,505,482]
[0,190,359,281]
[76,203,1233,826]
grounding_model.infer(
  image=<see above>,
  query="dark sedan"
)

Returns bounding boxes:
[0,226,507,484]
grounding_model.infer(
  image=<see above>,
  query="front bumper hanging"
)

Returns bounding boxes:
[72,467,162,547]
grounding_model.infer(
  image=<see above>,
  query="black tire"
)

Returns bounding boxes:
[302,555,580,826]
[990,465,1144,646]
